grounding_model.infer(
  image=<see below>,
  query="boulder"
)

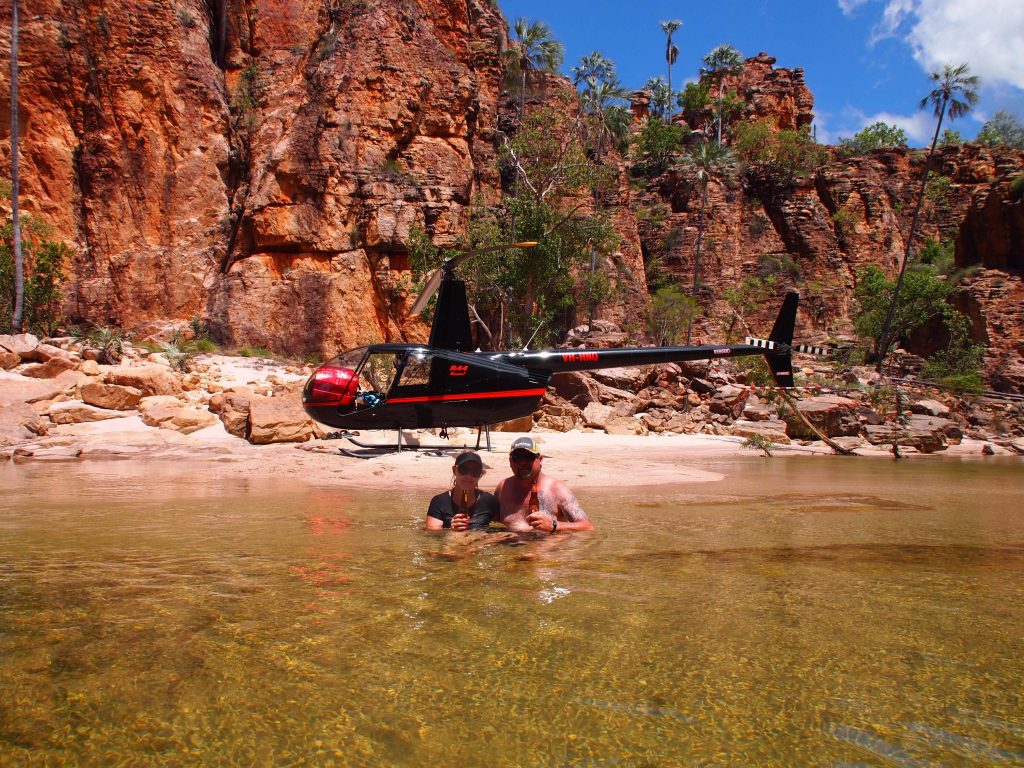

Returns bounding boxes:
[0,400,50,446]
[80,381,144,411]
[34,343,72,362]
[535,402,582,432]
[730,418,791,444]
[592,366,648,391]
[0,376,63,404]
[603,415,648,436]
[709,384,749,419]
[0,333,40,360]
[79,359,101,376]
[550,371,602,408]
[12,445,82,462]
[217,392,254,438]
[911,399,951,418]
[689,378,715,395]
[47,401,127,425]
[790,395,861,437]
[493,414,534,433]
[582,402,615,429]
[863,414,958,453]
[105,365,183,397]
[247,394,317,444]
[139,397,217,434]
[20,355,80,379]
[0,350,20,370]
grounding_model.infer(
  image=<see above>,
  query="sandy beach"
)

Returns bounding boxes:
[14,407,1003,493]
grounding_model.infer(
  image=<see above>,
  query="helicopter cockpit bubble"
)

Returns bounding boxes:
[303,347,367,408]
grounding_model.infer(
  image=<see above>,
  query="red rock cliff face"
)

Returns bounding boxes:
[1,0,507,355]
[2,6,1023,390]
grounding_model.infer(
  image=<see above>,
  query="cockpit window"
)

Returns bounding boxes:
[396,351,432,386]
[359,352,401,394]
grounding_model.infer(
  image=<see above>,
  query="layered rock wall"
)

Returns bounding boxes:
[2,4,1023,389]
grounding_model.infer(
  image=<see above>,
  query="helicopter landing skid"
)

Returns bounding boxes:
[330,425,493,457]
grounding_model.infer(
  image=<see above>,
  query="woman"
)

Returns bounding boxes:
[425,451,499,531]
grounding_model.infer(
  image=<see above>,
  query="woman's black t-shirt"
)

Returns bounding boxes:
[427,489,499,530]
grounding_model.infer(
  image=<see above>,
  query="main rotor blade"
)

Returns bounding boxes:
[409,268,443,315]
[406,241,537,317]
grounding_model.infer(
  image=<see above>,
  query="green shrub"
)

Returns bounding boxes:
[237,347,271,358]
[836,122,908,156]
[1,220,69,335]
[741,433,775,457]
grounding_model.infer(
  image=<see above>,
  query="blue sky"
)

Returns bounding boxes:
[496,0,1024,146]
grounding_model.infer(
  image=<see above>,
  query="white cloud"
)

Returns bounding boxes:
[873,0,1024,89]
[835,108,937,144]
[837,0,870,15]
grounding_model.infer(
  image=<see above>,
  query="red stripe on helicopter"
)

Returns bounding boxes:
[388,388,547,404]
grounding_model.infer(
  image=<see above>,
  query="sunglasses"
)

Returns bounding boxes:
[457,464,483,477]
[510,452,538,463]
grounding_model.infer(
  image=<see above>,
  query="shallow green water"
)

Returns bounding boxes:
[2,457,1023,767]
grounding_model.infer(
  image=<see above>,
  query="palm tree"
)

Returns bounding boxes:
[504,17,564,120]
[9,0,24,332]
[660,20,682,121]
[875,63,979,372]
[701,44,744,145]
[643,76,671,121]
[571,50,614,89]
[685,140,736,342]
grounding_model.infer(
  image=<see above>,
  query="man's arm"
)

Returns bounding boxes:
[555,482,593,532]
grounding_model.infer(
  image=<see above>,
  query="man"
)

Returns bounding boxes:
[494,436,594,533]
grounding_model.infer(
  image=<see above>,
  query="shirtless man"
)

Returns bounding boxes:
[494,437,594,534]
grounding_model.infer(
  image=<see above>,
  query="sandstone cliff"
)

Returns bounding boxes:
[2,3,1023,390]
[2,0,507,355]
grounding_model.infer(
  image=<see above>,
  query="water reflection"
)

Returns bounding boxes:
[1,458,1023,766]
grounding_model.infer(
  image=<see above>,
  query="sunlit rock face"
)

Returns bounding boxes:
[4,4,1023,391]
[6,0,506,355]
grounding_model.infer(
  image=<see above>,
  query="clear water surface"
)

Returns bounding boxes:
[1,457,1023,767]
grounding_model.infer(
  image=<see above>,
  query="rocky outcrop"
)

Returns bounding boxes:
[3,4,1023,392]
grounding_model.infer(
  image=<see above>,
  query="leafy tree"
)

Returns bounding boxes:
[9,0,23,332]
[503,17,564,120]
[447,103,618,348]
[922,316,985,393]
[876,63,979,372]
[684,140,737,341]
[645,285,696,346]
[660,20,682,121]
[853,263,968,363]
[837,122,908,155]
[701,44,744,145]
[976,110,1024,149]
[630,117,687,176]
[722,274,778,341]
[732,122,825,183]
[939,128,964,146]
[680,81,711,123]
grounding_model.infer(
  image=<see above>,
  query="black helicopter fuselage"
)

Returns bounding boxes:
[301,338,791,431]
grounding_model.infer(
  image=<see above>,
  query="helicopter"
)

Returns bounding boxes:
[301,243,826,450]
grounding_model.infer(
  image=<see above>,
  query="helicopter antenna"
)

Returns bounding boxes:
[408,241,537,317]
[522,320,544,351]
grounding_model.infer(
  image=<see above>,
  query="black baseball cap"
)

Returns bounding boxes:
[454,451,483,467]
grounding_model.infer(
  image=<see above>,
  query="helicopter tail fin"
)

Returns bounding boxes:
[744,292,798,388]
